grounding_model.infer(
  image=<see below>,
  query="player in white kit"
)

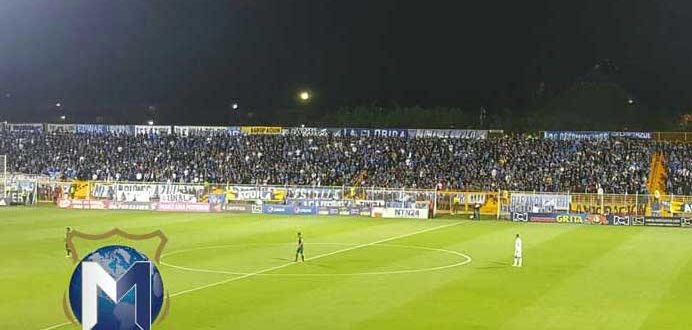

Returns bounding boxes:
[513,233,522,267]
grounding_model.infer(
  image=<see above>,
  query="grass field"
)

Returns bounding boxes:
[2,207,692,329]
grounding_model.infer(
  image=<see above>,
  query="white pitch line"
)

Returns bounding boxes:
[37,221,462,330]
[171,220,461,297]
[161,242,472,277]
[37,322,71,330]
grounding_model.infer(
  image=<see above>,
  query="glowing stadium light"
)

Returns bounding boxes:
[55,102,62,108]
[147,120,155,126]
[299,91,310,101]
[60,115,66,121]
[231,103,239,110]
[628,99,634,104]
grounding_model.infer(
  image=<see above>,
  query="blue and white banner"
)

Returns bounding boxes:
[207,193,227,205]
[544,131,610,141]
[8,123,43,132]
[510,193,571,213]
[173,126,228,136]
[544,131,652,141]
[287,127,331,136]
[334,128,409,138]
[410,129,487,139]
[288,199,353,208]
[609,131,652,139]
[46,124,76,133]
[227,126,242,136]
[134,125,172,135]
[262,204,317,215]
[76,124,108,134]
[107,125,135,135]
[286,187,343,200]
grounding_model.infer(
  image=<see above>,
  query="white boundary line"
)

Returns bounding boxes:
[37,221,462,330]
[36,323,71,330]
[171,221,462,296]
[160,242,472,276]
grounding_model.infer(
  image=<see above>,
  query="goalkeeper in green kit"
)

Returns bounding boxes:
[295,232,305,262]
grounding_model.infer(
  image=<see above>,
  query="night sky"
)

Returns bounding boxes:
[1,0,691,124]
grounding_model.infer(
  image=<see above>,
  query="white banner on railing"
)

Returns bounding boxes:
[134,125,172,135]
[91,183,204,202]
[510,193,570,213]
[174,126,228,136]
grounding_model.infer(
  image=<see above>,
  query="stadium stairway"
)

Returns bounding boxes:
[646,151,668,216]
[351,170,368,187]
[647,151,667,196]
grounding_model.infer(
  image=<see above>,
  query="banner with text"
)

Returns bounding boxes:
[334,128,409,138]
[287,127,331,136]
[410,129,487,139]
[241,126,283,135]
[46,124,76,133]
[174,126,229,136]
[509,193,570,213]
[134,125,172,135]
[371,207,429,219]
[226,185,286,201]
[544,131,652,141]
[91,183,204,202]
[285,187,343,200]
[8,123,43,132]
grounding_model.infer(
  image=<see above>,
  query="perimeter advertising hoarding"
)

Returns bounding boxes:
[157,202,211,213]
[57,199,110,210]
[370,207,429,219]
[511,212,586,224]
[643,216,682,227]
[223,204,253,213]
[261,205,317,215]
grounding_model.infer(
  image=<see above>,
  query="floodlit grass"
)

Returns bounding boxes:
[2,207,692,329]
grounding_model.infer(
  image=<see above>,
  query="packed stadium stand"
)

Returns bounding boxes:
[663,143,692,195]
[2,127,689,195]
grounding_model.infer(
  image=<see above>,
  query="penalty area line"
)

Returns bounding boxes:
[37,221,462,330]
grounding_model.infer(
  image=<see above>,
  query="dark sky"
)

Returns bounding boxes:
[1,0,691,123]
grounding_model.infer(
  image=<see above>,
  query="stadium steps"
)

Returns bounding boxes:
[351,170,368,187]
[645,151,668,216]
[647,151,667,196]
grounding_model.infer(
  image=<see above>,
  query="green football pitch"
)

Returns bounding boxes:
[3,207,692,330]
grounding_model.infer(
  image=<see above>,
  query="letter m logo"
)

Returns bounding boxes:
[82,261,153,330]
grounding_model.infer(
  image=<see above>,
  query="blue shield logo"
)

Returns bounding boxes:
[68,245,165,330]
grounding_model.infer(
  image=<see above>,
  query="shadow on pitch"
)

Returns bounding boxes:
[476,261,511,270]
[273,257,331,269]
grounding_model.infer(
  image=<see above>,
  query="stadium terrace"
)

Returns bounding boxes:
[0,123,690,196]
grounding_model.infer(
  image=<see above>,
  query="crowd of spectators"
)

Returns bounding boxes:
[662,143,692,195]
[0,130,687,194]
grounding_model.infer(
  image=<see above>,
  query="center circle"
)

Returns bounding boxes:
[160,243,472,277]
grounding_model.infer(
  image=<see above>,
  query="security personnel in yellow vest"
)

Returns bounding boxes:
[452,195,460,215]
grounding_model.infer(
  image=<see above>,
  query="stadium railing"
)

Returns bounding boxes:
[34,179,692,219]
